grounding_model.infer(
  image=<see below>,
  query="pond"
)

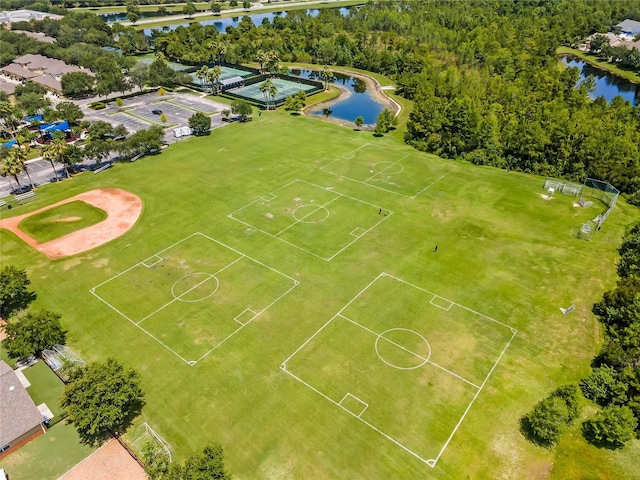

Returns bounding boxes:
[141,7,353,36]
[561,55,639,106]
[289,69,386,125]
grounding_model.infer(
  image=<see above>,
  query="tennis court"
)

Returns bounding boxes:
[226,78,317,103]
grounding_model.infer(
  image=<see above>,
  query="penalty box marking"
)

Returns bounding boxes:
[350,227,366,238]
[339,393,369,418]
[430,295,453,311]
[142,255,163,268]
[228,179,393,261]
[234,308,258,326]
[280,272,517,468]
[90,232,299,365]
[322,145,454,199]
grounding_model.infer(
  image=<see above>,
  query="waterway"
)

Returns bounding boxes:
[137,7,353,36]
[561,55,639,106]
[289,69,386,125]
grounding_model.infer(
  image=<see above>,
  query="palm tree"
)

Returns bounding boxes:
[196,66,209,90]
[207,66,222,94]
[267,81,279,110]
[42,140,68,182]
[9,147,35,189]
[0,101,22,139]
[0,150,25,191]
[259,80,272,109]
[320,65,333,91]
[266,50,280,74]
[255,50,268,74]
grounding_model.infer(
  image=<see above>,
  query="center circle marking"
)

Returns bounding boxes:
[373,162,404,174]
[171,272,219,302]
[374,328,431,370]
[292,205,330,223]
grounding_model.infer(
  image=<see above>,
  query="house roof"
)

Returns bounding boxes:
[0,361,43,447]
[12,31,56,44]
[1,63,40,79]
[616,19,640,33]
[31,74,62,93]
[0,79,16,94]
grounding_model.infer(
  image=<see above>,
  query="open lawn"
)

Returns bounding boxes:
[0,422,95,480]
[18,200,107,243]
[22,360,66,421]
[0,111,638,479]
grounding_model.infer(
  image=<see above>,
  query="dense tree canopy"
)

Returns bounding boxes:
[4,310,66,359]
[0,265,35,319]
[62,358,145,444]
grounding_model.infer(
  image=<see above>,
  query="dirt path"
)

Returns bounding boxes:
[0,188,142,259]
[58,439,147,480]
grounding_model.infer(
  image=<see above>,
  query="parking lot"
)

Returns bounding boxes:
[82,92,229,139]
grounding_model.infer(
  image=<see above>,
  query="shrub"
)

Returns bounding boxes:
[582,405,638,449]
[89,102,106,110]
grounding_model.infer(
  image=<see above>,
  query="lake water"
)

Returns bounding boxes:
[289,69,385,125]
[140,7,353,36]
[561,55,639,106]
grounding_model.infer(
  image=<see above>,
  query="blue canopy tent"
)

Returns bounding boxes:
[3,139,17,148]
[24,114,43,123]
[40,120,70,132]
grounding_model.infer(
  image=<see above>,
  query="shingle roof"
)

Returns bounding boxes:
[0,361,43,447]
[31,74,62,93]
[1,63,40,79]
[0,79,16,94]
[11,31,56,44]
[616,19,640,33]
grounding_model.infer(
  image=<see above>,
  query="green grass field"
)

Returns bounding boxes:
[18,200,107,243]
[1,111,638,479]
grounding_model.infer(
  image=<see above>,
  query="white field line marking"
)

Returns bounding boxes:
[234,308,258,325]
[363,154,409,182]
[275,195,341,237]
[136,256,243,325]
[339,392,369,418]
[91,232,202,291]
[227,179,301,217]
[430,295,453,311]
[320,143,372,171]
[432,328,517,466]
[280,367,434,466]
[91,233,299,365]
[426,361,480,389]
[338,314,429,362]
[227,180,393,262]
[350,227,366,237]
[381,272,516,331]
[281,271,517,467]
[193,276,298,364]
[142,255,163,268]
[90,289,191,364]
[412,170,454,197]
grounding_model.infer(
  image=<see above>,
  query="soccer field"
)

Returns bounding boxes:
[1,111,638,479]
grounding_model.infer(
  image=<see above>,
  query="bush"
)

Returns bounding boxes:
[89,102,106,110]
[580,365,628,406]
[521,384,582,447]
[582,405,638,449]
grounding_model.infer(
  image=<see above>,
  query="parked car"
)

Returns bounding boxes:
[152,109,162,115]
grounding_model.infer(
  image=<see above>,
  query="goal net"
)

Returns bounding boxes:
[130,422,173,465]
[42,345,86,380]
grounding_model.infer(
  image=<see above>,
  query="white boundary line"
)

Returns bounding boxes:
[363,155,409,182]
[321,145,454,199]
[339,392,369,418]
[90,232,299,365]
[280,272,517,468]
[142,255,163,268]
[430,295,453,311]
[234,308,257,326]
[227,179,393,261]
[350,227,366,238]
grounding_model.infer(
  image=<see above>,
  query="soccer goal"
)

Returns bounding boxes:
[42,345,85,380]
[561,182,583,196]
[130,422,173,464]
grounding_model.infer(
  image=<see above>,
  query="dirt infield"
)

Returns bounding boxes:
[58,439,147,480]
[0,188,142,259]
